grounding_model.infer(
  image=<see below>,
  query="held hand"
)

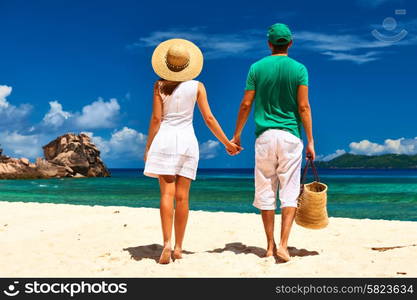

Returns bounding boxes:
[306,142,316,161]
[225,141,243,156]
[230,135,241,148]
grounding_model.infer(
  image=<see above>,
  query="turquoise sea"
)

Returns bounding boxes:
[1,168,416,221]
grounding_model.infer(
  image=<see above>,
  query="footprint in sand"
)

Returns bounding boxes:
[371,244,417,252]
[109,257,120,262]
[98,252,111,258]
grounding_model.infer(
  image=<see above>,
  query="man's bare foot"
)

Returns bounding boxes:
[173,248,182,260]
[276,246,291,262]
[159,247,171,264]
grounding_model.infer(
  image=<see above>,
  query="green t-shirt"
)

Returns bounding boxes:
[245,55,308,139]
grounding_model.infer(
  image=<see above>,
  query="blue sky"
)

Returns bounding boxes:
[0,0,416,168]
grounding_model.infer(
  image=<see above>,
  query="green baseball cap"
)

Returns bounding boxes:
[267,23,292,45]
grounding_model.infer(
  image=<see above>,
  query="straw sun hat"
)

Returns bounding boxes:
[151,38,204,81]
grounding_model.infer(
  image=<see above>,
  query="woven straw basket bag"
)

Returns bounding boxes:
[295,158,329,229]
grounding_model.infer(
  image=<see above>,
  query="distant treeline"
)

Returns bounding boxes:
[316,153,417,169]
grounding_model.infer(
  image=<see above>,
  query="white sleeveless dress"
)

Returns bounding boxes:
[144,80,199,180]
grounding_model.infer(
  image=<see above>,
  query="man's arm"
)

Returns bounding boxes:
[297,85,315,160]
[232,90,256,146]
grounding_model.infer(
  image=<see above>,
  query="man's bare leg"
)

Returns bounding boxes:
[277,207,297,262]
[261,210,276,257]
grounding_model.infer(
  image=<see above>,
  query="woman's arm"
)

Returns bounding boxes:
[144,81,163,161]
[196,82,241,155]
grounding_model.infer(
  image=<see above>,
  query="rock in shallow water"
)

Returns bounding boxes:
[0,133,110,179]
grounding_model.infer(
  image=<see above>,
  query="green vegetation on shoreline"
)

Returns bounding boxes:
[316,153,417,169]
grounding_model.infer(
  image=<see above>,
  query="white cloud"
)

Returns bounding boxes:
[85,127,147,160]
[131,24,416,64]
[318,137,417,161]
[107,127,146,156]
[0,85,12,108]
[0,85,32,129]
[130,28,392,63]
[128,28,264,59]
[75,98,120,129]
[294,31,394,63]
[42,101,72,128]
[0,131,43,158]
[37,98,120,132]
[87,131,222,161]
[349,140,385,155]
[199,140,220,159]
[317,149,347,161]
[349,138,417,155]
[295,31,390,52]
[322,51,379,64]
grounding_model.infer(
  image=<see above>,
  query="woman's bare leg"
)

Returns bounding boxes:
[158,175,176,264]
[173,175,191,259]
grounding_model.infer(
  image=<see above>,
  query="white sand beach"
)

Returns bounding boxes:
[0,201,416,277]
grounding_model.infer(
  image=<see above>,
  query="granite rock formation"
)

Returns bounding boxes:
[0,133,110,179]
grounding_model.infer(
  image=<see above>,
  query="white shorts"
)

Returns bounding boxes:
[253,129,303,210]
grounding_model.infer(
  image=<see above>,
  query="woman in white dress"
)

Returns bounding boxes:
[144,39,241,264]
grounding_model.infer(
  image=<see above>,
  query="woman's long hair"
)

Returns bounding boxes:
[159,79,181,96]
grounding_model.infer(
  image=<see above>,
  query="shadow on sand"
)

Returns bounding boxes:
[207,242,267,258]
[123,244,195,263]
[124,242,318,264]
[284,246,319,262]
[207,242,319,263]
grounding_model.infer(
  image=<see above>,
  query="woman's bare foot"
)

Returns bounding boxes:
[276,246,291,262]
[159,246,172,264]
[173,248,183,260]
[265,249,274,257]
[265,242,276,257]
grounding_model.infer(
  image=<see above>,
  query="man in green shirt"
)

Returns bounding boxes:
[232,23,315,262]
